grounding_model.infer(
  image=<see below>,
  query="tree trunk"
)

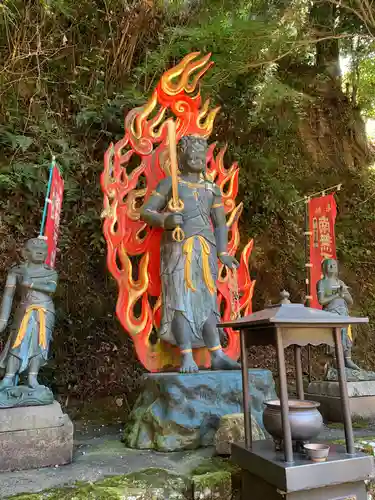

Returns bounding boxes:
[311,2,341,83]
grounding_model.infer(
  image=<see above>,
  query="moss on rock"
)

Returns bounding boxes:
[10,468,191,500]
[191,457,239,476]
[191,458,240,500]
[193,470,231,500]
[214,413,265,456]
[8,458,243,500]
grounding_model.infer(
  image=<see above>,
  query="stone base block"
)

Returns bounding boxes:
[214,413,265,456]
[124,369,276,452]
[0,401,74,472]
[307,380,375,422]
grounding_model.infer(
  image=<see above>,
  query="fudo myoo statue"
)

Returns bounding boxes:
[101,52,255,373]
[141,134,240,373]
[317,258,360,370]
[0,237,58,390]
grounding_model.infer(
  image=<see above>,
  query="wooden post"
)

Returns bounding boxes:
[294,346,304,400]
[276,328,294,464]
[240,330,252,449]
[334,327,355,455]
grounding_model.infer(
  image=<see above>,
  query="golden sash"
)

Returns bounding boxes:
[12,305,47,349]
[183,236,216,295]
[348,325,352,341]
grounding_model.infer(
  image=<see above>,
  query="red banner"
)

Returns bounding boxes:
[308,194,337,308]
[44,166,64,268]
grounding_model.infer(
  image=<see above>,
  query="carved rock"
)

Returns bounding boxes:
[325,366,375,382]
[214,413,265,456]
[0,384,54,408]
[124,369,276,452]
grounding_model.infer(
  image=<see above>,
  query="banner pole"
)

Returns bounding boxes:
[304,197,313,382]
[40,156,56,237]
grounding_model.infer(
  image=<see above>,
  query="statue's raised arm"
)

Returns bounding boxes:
[141,177,181,231]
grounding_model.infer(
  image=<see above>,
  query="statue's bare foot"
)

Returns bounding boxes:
[211,350,240,370]
[28,374,42,389]
[180,352,199,373]
[345,358,360,371]
[0,376,15,390]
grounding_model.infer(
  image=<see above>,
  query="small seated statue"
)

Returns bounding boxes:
[140,135,240,373]
[317,258,360,370]
[0,237,58,399]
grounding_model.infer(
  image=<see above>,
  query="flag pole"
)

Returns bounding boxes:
[304,197,313,382]
[40,156,56,237]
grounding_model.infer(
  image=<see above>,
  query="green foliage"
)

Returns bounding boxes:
[355,46,375,118]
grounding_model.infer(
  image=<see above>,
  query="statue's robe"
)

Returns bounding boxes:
[317,278,352,352]
[0,265,56,373]
[143,177,224,348]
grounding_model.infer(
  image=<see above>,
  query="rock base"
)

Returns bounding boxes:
[0,384,54,408]
[325,366,375,382]
[307,380,375,422]
[215,413,265,456]
[0,401,73,472]
[124,369,276,452]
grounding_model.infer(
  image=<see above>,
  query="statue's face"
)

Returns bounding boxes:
[24,238,48,264]
[323,258,338,276]
[180,137,207,173]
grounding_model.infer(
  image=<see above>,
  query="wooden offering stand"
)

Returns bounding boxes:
[220,292,373,500]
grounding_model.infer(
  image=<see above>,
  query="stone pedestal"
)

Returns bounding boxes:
[0,401,73,472]
[306,380,375,422]
[124,369,276,452]
[232,440,373,500]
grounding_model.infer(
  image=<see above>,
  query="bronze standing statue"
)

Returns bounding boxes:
[0,238,58,397]
[317,258,360,370]
[141,135,240,373]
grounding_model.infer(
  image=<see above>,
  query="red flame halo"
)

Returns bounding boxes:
[101,53,255,372]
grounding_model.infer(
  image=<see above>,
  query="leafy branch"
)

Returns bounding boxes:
[324,0,375,36]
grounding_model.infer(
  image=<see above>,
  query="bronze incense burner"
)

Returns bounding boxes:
[263,399,323,452]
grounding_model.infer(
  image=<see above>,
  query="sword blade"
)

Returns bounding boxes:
[167,120,179,208]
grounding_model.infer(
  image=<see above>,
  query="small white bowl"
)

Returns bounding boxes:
[304,443,330,462]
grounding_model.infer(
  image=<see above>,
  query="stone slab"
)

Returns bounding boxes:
[124,369,276,452]
[0,403,73,472]
[0,401,65,432]
[308,380,375,397]
[306,392,375,422]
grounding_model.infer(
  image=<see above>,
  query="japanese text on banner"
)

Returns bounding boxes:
[308,194,337,309]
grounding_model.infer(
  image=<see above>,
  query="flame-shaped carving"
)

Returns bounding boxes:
[101,53,255,372]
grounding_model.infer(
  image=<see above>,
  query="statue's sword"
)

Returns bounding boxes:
[167,120,185,242]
